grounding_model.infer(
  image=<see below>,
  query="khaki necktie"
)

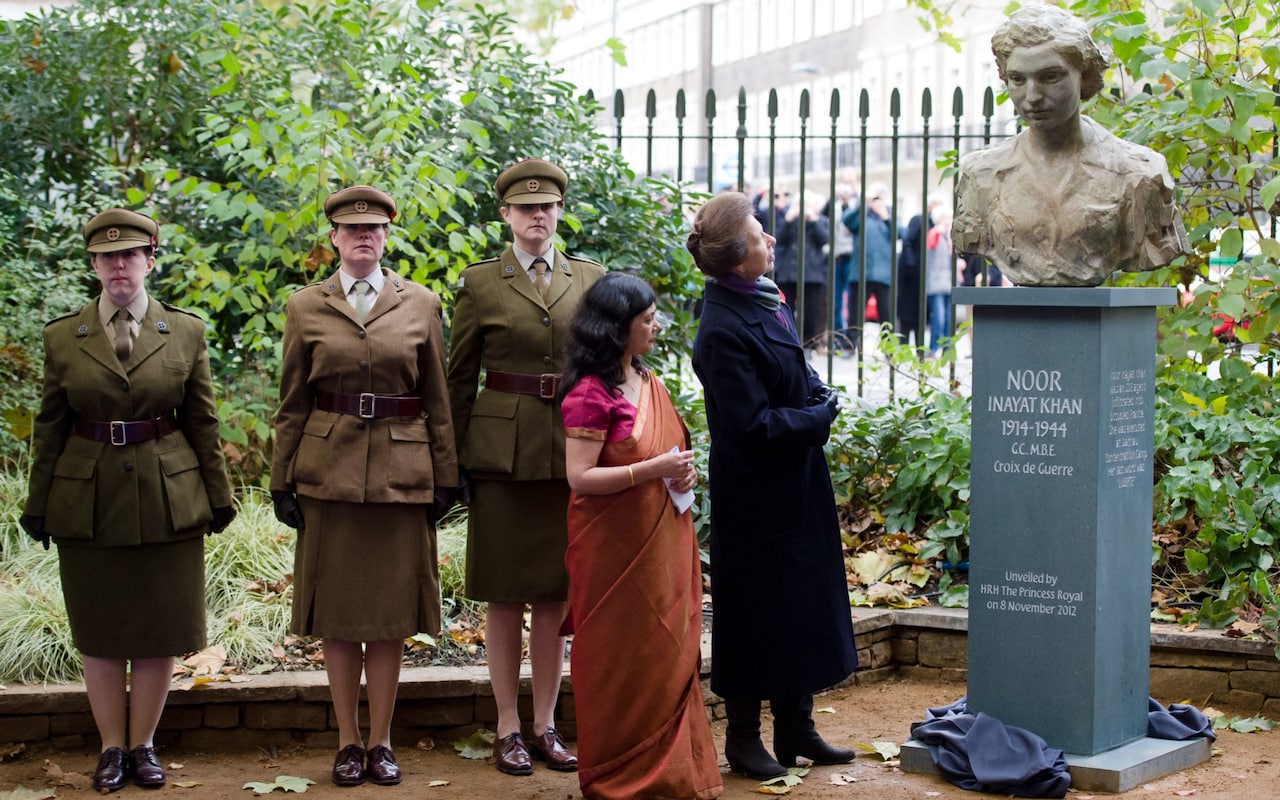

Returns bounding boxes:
[112,310,133,362]
[352,279,373,322]
[532,258,551,302]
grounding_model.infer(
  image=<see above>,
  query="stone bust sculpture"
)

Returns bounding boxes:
[953,5,1188,287]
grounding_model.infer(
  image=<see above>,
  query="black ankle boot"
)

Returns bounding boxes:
[771,693,855,767]
[724,698,788,780]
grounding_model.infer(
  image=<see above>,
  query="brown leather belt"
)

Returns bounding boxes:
[485,370,561,399]
[74,414,178,445]
[315,391,422,419]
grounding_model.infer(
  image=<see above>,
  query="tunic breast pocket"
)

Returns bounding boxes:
[461,391,518,474]
[386,421,433,489]
[292,415,335,486]
[45,454,97,540]
[158,447,213,533]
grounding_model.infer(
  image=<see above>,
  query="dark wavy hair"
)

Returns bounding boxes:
[559,272,658,400]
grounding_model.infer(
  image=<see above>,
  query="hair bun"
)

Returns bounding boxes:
[686,229,702,255]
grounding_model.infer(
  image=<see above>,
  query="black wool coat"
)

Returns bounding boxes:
[692,281,857,700]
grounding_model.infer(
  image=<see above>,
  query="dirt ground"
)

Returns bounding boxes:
[2,677,1276,799]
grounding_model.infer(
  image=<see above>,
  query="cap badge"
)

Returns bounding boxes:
[106,227,120,241]
[354,200,369,213]
[527,179,540,192]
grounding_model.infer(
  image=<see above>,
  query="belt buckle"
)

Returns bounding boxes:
[109,420,127,446]
[538,374,557,399]
[358,392,377,419]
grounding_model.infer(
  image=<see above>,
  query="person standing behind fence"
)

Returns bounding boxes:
[842,184,895,355]
[773,189,830,351]
[898,197,942,355]
[21,208,235,793]
[559,272,723,800]
[924,205,960,357]
[447,158,604,778]
[688,192,857,782]
[824,183,856,348]
[271,185,458,788]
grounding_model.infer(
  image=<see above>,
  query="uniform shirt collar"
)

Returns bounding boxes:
[98,292,150,327]
[338,267,385,296]
[513,244,556,273]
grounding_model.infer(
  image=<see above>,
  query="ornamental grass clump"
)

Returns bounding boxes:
[0,484,479,683]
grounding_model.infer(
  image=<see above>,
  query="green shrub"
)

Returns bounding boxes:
[0,483,478,684]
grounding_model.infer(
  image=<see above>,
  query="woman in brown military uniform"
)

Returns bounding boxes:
[270,186,457,788]
[447,159,604,776]
[21,208,235,792]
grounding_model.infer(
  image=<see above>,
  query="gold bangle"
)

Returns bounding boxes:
[628,465,635,486]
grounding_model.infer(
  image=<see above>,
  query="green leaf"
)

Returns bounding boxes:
[1184,550,1209,573]
[453,728,496,759]
[242,776,315,794]
[1227,716,1277,733]
[1261,175,1280,214]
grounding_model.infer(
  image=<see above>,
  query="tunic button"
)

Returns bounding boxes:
[120,381,129,391]
[359,361,368,369]
[356,421,367,430]
[541,317,551,326]
[123,463,134,472]
[543,356,552,365]
[358,330,367,339]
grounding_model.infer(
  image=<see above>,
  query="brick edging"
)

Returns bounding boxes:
[2,609,1277,747]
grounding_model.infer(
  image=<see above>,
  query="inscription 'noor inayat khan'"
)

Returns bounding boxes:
[952,5,1188,287]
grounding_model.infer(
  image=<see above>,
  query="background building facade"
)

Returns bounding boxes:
[548,0,1017,217]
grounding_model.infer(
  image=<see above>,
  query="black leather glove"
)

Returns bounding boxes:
[431,486,459,525]
[809,385,835,406]
[271,491,305,530]
[822,389,842,421]
[209,505,236,534]
[19,514,49,550]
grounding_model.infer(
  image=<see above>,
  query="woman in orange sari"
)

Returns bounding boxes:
[559,273,723,800]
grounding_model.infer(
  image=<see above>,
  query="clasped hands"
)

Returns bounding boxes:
[651,448,697,494]
[810,384,842,419]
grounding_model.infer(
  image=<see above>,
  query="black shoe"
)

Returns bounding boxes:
[724,698,788,781]
[130,744,166,788]
[772,694,855,767]
[92,747,130,793]
[331,744,366,786]
[726,735,789,780]
[365,744,402,786]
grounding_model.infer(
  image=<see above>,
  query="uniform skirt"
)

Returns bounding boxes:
[465,479,570,604]
[291,498,440,641]
[58,537,206,659]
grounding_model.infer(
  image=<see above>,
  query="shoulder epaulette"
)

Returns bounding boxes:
[43,308,80,329]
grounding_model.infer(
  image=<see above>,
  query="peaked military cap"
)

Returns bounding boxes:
[496,159,568,204]
[83,208,159,253]
[324,185,397,224]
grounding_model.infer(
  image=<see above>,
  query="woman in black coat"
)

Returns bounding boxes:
[687,192,857,781]
[771,192,830,350]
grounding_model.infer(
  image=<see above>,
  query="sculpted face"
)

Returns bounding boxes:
[1005,42,1082,134]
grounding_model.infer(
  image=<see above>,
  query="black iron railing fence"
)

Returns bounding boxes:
[588,84,1016,395]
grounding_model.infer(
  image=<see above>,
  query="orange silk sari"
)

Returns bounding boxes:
[564,375,722,800]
